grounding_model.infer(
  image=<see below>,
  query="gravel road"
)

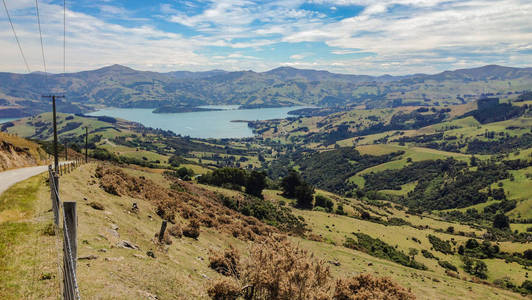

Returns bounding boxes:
[0,162,71,196]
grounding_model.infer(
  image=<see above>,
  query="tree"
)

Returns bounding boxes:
[473,260,488,279]
[281,171,303,198]
[493,213,510,230]
[470,155,477,167]
[314,195,333,211]
[465,239,479,249]
[169,155,186,167]
[245,170,267,198]
[524,249,532,260]
[295,183,314,209]
[522,280,532,293]
[408,248,418,261]
[462,257,488,279]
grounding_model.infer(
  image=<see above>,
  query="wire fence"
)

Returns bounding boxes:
[49,158,85,299]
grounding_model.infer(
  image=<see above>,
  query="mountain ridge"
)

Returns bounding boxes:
[0,64,531,116]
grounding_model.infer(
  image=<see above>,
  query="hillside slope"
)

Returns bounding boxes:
[0,162,527,299]
[0,132,47,171]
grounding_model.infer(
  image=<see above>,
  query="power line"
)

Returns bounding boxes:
[2,0,31,73]
[35,0,47,75]
[63,0,66,74]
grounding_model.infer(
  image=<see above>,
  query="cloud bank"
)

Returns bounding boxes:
[0,0,530,75]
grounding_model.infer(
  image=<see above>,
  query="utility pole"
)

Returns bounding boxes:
[85,127,88,163]
[64,141,68,161]
[43,95,65,172]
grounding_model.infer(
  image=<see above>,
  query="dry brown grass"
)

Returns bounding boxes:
[168,224,182,238]
[154,232,173,245]
[95,164,277,242]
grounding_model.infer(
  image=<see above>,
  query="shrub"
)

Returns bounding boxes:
[154,232,172,245]
[333,274,415,300]
[493,213,510,230]
[465,238,479,249]
[421,249,436,260]
[335,204,346,216]
[427,234,453,254]
[208,238,414,300]
[182,219,200,239]
[522,280,532,293]
[315,195,334,211]
[207,277,241,300]
[344,234,427,270]
[42,223,55,236]
[462,256,488,279]
[445,270,460,279]
[524,249,532,260]
[238,238,331,299]
[209,246,240,277]
[438,260,458,272]
[168,225,182,238]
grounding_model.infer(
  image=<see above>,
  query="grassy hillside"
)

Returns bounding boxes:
[0,132,48,171]
[1,163,528,299]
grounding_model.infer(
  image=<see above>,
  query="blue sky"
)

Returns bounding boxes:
[0,0,531,75]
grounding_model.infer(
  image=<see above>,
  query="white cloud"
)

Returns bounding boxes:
[0,0,531,75]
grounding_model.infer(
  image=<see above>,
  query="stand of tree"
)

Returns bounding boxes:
[363,158,531,211]
[297,147,404,194]
[281,170,315,209]
[198,167,267,198]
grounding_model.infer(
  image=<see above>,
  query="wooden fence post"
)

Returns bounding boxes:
[158,220,168,243]
[63,201,78,300]
[63,202,77,270]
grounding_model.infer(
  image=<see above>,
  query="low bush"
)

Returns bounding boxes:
[182,219,200,239]
[462,256,488,279]
[207,277,241,300]
[438,260,458,272]
[344,233,427,270]
[333,274,415,300]
[421,249,437,260]
[427,234,453,254]
[208,238,415,300]
[168,225,182,238]
[209,246,240,277]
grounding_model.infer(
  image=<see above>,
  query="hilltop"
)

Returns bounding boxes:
[1,64,532,117]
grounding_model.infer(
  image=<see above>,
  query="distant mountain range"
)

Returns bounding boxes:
[0,64,531,117]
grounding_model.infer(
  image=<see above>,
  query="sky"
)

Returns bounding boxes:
[0,0,531,75]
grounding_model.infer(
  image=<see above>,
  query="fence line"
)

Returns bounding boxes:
[49,158,85,299]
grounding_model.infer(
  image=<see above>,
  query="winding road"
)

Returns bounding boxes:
[0,162,71,195]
